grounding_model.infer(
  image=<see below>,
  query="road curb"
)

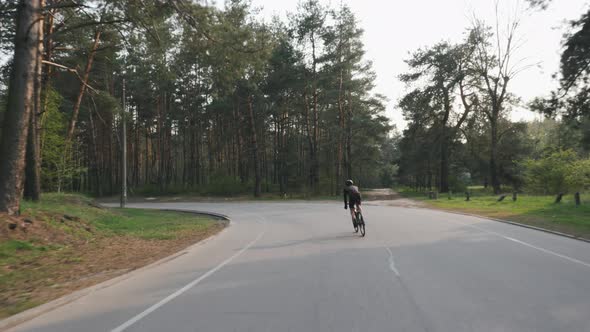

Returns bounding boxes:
[0,209,231,332]
[422,208,590,244]
[159,209,231,221]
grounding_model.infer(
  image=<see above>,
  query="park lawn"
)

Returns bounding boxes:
[400,189,590,240]
[0,193,226,319]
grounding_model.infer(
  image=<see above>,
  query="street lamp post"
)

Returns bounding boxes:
[120,78,127,208]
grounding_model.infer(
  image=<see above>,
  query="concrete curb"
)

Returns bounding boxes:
[0,209,231,332]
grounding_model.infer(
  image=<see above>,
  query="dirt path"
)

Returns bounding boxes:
[363,188,425,208]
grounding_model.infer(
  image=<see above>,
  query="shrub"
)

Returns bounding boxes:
[449,172,470,193]
[521,149,580,194]
[566,159,590,193]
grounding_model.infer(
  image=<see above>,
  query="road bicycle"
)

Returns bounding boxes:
[352,205,365,237]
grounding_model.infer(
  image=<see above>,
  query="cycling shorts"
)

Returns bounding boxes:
[348,193,361,207]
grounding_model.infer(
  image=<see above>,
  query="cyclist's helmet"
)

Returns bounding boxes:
[345,179,353,186]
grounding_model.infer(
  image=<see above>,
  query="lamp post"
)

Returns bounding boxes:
[120,78,127,208]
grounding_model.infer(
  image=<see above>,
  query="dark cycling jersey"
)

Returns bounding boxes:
[343,185,362,207]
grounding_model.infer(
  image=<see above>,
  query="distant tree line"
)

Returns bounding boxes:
[0,0,397,215]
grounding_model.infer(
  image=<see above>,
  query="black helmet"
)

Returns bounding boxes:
[345,179,353,186]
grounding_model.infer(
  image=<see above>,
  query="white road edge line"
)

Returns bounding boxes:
[386,247,401,277]
[447,218,590,269]
[110,230,266,332]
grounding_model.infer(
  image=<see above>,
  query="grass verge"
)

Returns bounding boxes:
[0,193,226,319]
[398,188,590,240]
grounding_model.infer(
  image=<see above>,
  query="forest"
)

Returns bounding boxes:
[0,0,395,216]
[2,0,590,326]
[1,0,590,217]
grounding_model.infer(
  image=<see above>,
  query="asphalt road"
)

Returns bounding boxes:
[7,202,590,332]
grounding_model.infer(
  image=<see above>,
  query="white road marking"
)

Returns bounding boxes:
[110,230,265,332]
[386,247,401,277]
[446,218,590,269]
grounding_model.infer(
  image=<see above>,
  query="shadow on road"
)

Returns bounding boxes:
[252,233,362,250]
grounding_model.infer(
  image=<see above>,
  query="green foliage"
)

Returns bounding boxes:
[0,0,395,199]
[448,173,469,193]
[379,164,399,188]
[40,87,86,191]
[566,159,590,192]
[521,149,580,194]
[40,87,66,190]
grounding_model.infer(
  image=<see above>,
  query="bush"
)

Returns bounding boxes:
[566,159,590,193]
[521,149,582,194]
[449,173,469,193]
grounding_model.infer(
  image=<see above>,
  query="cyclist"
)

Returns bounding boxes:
[343,179,362,229]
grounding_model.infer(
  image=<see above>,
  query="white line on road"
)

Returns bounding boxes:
[446,218,590,269]
[386,247,401,277]
[110,230,266,332]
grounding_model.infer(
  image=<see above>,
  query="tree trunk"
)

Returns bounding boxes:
[247,96,261,197]
[88,107,102,196]
[24,109,41,201]
[157,94,165,192]
[24,4,44,201]
[66,29,101,143]
[0,0,42,215]
[336,69,345,194]
[439,133,450,193]
[134,112,140,187]
[490,117,501,194]
[346,91,353,179]
[312,91,320,193]
[145,126,150,185]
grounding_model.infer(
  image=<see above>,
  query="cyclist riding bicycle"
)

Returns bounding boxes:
[343,179,362,227]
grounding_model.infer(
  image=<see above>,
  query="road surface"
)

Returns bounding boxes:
[7,201,590,332]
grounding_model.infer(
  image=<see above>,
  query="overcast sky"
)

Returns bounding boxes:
[248,0,590,129]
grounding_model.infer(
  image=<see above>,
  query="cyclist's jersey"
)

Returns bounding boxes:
[343,185,361,206]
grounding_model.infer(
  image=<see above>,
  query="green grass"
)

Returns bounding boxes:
[399,188,590,239]
[100,208,224,239]
[1,193,224,319]
[20,193,220,239]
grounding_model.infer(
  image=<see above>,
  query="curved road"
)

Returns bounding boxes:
[8,201,590,332]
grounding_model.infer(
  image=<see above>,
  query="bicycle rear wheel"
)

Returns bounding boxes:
[358,213,365,237]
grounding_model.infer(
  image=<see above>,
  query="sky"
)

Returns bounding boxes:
[247,0,590,129]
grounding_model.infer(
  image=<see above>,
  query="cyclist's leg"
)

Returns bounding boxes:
[349,199,356,221]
